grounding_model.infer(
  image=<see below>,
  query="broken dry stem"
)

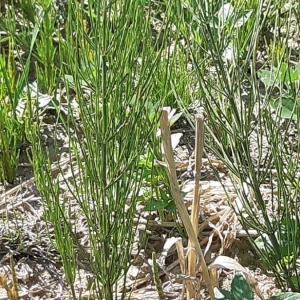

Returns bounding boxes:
[160,109,214,299]
[187,114,204,299]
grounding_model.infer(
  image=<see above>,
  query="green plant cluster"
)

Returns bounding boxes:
[178,0,300,294]
[215,274,300,300]
[0,0,300,299]
[258,62,300,120]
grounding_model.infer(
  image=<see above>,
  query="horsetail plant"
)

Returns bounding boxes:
[28,0,182,298]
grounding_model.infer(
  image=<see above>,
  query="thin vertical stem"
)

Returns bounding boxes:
[187,114,204,299]
[160,109,214,300]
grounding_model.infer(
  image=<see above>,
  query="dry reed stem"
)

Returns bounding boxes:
[175,238,186,300]
[160,109,214,300]
[187,114,204,299]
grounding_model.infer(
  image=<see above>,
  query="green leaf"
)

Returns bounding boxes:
[270,97,300,120]
[258,63,300,87]
[290,276,300,288]
[258,69,277,87]
[169,112,183,126]
[231,274,253,300]
[214,274,254,300]
[159,188,169,202]
[268,292,300,300]
[290,69,299,82]
[295,62,300,75]
[278,63,289,82]
[145,198,168,211]
[165,200,176,212]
